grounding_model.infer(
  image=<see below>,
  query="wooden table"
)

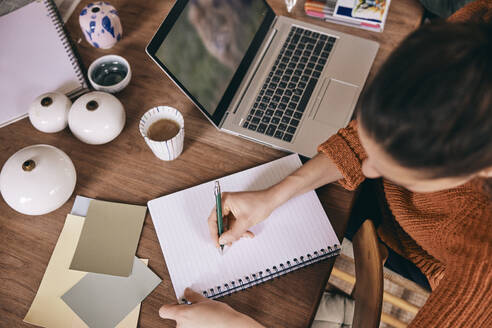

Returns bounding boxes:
[0,0,422,327]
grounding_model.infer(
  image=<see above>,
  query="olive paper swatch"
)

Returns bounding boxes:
[69,200,147,277]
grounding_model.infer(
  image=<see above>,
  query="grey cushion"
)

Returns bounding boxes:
[311,292,354,328]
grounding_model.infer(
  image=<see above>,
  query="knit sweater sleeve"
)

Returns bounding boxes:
[447,0,492,23]
[409,201,492,328]
[317,121,367,191]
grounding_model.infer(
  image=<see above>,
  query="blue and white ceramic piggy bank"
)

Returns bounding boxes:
[79,1,122,49]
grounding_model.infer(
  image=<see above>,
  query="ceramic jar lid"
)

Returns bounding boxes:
[68,91,126,145]
[28,92,71,133]
[0,145,77,215]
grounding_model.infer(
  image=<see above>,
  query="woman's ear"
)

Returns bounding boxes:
[477,166,492,178]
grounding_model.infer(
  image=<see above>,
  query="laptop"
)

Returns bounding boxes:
[146,0,379,157]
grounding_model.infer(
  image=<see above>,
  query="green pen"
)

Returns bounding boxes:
[214,181,224,254]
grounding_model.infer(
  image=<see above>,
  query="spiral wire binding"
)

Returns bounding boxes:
[42,0,88,98]
[202,244,341,299]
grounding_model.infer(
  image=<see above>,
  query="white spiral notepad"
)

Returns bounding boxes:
[0,0,87,127]
[148,154,340,301]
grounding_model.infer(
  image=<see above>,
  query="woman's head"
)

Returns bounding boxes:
[357,22,492,192]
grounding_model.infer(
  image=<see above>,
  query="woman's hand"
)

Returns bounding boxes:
[159,288,264,328]
[207,154,342,247]
[207,189,277,247]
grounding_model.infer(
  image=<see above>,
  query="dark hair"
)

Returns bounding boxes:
[359,22,492,178]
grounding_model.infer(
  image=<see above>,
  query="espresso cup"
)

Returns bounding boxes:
[139,106,184,161]
[88,55,131,93]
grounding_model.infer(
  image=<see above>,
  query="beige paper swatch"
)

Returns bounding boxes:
[70,200,147,277]
[23,214,143,328]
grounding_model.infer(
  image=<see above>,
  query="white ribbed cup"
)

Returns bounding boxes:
[139,106,184,161]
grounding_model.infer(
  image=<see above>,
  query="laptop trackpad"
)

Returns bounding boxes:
[314,79,358,126]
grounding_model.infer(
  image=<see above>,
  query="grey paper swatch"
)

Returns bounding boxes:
[70,200,147,276]
[62,257,162,328]
[71,195,93,217]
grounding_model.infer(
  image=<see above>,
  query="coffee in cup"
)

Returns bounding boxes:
[147,119,181,142]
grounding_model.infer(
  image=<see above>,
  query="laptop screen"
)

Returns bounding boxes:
[147,0,275,125]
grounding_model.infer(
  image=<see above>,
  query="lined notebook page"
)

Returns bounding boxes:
[0,0,85,127]
[148,154,339,301]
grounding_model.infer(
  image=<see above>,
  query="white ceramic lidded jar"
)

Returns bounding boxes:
[68,91,125,145]
[79,1,122,49]
[28,92,71,133]
[0,145,77,215]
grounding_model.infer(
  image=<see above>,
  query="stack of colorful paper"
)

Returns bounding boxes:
[305,0,336,19]
[304,0,392,32]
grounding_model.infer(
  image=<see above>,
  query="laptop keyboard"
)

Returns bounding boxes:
[242,26,337,143]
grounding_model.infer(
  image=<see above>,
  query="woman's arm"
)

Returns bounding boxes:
[267,153,343,208]
[209,120,366,246]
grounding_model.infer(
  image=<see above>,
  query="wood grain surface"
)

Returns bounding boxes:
[0,0,422,327]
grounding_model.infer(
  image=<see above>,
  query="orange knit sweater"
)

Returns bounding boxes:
[447,0,492,23]
[318,121,492,328]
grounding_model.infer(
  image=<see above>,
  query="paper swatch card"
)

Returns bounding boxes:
[71,195,93,217]
[23,214,142,328]
[70,200,147,277]
[62,257,162,328]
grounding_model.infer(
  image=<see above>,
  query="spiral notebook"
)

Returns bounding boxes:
[148,154,340,301]
[0,0,87,127]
